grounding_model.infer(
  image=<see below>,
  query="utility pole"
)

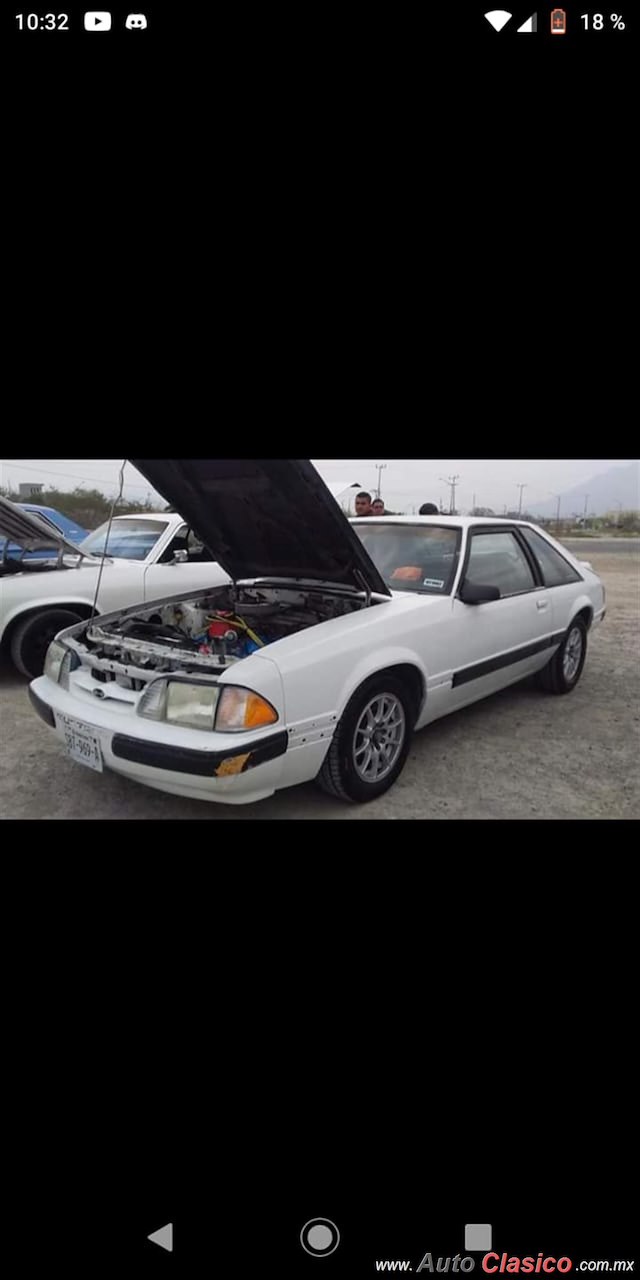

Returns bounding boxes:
[583,493,589,529]
[517,483,527,516]
[472,492,476,513]
[439,474,460,515]
[549,491,562,532]
[374,463,387,499]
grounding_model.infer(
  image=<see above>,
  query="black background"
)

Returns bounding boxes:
[4,3,635,1272]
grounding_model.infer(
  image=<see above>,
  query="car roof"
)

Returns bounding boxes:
[350,516,539,528]
[19,503,59,514]
[17,506,176,525]
[109,512,177,522]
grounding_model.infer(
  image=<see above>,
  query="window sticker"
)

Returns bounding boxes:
[423,577,445,588]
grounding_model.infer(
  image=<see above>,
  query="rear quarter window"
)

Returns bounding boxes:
[520,528,582,586]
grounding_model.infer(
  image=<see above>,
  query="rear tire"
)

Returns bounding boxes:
[10,608,83,679]
[317,674,415,803]
[537,616,587,695]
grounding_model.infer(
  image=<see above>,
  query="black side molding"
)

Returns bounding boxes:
[28,686,56,728]
[111,729,288,776]
[452,632,565,689]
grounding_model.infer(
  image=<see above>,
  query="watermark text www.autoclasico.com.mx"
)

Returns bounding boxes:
[374,1255,636,1274]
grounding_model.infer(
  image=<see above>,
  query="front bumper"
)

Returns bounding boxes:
[110,728,288,776]
[30,675,290,804]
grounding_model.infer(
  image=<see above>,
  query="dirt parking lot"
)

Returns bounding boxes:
[1,548,638,820]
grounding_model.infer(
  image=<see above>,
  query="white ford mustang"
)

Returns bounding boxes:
[29,459,606,806]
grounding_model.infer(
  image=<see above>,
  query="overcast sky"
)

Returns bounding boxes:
[0,457,636,514]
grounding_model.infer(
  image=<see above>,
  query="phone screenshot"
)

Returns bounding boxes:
[3,3,635,1274]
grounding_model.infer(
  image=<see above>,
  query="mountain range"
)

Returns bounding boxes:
[529,461,639,518]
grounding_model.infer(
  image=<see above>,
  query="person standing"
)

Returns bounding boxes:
[354,491,373,516]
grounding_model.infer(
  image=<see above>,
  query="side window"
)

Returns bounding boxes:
[157,525,189,564]
[465,531,536,597]
[186,529,215,562]
[520,528,582,587]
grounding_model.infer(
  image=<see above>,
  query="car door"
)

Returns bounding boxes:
[446,527,553,711]
[142,524,230,602]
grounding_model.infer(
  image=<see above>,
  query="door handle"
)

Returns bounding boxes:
[536,599,549,611]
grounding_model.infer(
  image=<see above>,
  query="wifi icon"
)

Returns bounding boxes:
[484,10,512,30]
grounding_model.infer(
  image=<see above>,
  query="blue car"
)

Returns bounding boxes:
[0,504,89,562]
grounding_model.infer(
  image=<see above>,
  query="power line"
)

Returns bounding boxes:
[0,460,154,493]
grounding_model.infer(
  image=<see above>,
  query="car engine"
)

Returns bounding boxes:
[76,583,372,685]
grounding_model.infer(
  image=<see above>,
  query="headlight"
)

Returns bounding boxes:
[166,681,220,731]
[138,680,278,733]
[44,640,67,684]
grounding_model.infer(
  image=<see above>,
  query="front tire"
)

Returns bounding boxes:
[10,608,83,678]
[317,674,415,803]
[537,616,588,695]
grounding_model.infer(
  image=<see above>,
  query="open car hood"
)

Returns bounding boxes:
[0,495,87,557]
[130,459,390,595]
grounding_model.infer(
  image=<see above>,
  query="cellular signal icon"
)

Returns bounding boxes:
[517,13,537,32]
[484,10,512,31]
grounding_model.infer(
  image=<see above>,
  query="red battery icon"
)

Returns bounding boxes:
[551,8,567,33]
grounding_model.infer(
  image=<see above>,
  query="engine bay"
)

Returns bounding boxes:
[79,583,372,681]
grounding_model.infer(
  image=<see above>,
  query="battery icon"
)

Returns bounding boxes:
[551,8,567,33]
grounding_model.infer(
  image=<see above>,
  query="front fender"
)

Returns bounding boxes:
[333,644,428,720]
[274,640,429,731]
[0,594,101,643]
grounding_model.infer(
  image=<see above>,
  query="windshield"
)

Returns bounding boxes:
[354,522,462,594]
[79,518,169,561]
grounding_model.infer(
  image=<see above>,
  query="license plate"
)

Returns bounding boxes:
[57,713,103,772]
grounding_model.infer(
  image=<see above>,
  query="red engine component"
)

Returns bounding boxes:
[207,619,237,639]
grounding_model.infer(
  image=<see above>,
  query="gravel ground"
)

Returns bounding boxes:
[1,549,638,819]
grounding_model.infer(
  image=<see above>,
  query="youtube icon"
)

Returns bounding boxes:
[84,11,112,30]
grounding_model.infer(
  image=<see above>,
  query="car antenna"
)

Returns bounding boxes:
[90,459,126,620]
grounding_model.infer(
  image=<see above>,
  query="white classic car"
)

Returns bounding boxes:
[29,459,606,806]
[0,498,228,677]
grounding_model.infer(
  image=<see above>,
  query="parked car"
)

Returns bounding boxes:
[0,504,89,561]
[0,498,229,677]
[28,459,606,806]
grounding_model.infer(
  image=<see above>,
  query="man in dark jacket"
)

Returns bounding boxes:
[354,491,373,516]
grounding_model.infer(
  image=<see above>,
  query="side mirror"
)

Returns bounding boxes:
[172,548,188,564]
[459,581,501,605]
